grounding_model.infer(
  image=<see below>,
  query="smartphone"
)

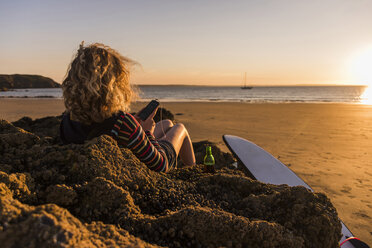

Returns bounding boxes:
[138,99,160,121]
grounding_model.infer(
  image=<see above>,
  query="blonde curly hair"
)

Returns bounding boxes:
[62,42,137,124]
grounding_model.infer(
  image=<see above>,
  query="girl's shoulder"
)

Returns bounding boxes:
[116,111,135,120]
[114,111,140,129]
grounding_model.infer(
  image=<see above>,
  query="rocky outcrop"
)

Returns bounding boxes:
[0,74,60,90]
[0,117,342,248]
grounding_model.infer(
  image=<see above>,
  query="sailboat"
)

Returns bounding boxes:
[241,72,253,89]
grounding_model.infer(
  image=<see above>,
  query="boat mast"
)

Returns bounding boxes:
[244,72,247,88]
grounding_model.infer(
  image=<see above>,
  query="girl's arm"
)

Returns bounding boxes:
[111,112,169,172]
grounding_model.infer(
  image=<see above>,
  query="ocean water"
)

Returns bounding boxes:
[0,85,369,104]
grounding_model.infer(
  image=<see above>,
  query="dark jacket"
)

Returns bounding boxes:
[60,112,118,144]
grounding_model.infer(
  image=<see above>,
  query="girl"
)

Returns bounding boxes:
[60,42,195,172]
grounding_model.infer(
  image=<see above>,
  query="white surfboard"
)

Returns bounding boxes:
[223,135,369,248]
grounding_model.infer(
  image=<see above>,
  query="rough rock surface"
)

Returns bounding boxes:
[0,117,342,248]
[12,115,63,143]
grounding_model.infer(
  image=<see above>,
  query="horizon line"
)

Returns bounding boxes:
[134,83,368,87]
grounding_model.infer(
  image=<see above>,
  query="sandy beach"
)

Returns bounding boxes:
[1,98,371,245]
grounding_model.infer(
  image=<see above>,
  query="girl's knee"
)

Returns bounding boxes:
[156,119,174,132]
[163,119,174,128]
[174,123,189,136]
[174,123,185,130]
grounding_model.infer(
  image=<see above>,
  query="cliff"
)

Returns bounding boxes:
[0,74,60,90]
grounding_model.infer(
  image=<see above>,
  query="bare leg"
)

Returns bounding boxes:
[153,119,173,140]
[161,123,196,166]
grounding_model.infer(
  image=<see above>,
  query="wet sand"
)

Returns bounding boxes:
[1,98,371,244]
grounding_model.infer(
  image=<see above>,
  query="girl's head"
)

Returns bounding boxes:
[62,42,136,124]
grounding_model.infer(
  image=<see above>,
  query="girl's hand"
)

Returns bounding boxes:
[135,107,158,134]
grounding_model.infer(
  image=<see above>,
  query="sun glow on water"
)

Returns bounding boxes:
[348,46,372,105]
[360,86,372,105]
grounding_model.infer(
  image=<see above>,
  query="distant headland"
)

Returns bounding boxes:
[0,74,60,91]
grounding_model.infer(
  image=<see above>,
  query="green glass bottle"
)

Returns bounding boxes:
[203,146,215,173]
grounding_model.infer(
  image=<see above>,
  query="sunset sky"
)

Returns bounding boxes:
[1,0,372,85]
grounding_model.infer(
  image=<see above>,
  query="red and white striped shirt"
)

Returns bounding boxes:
[111,112,170,172]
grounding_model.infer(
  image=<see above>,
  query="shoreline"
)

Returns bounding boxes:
[0,96,369,105]
[1,98,371,244]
